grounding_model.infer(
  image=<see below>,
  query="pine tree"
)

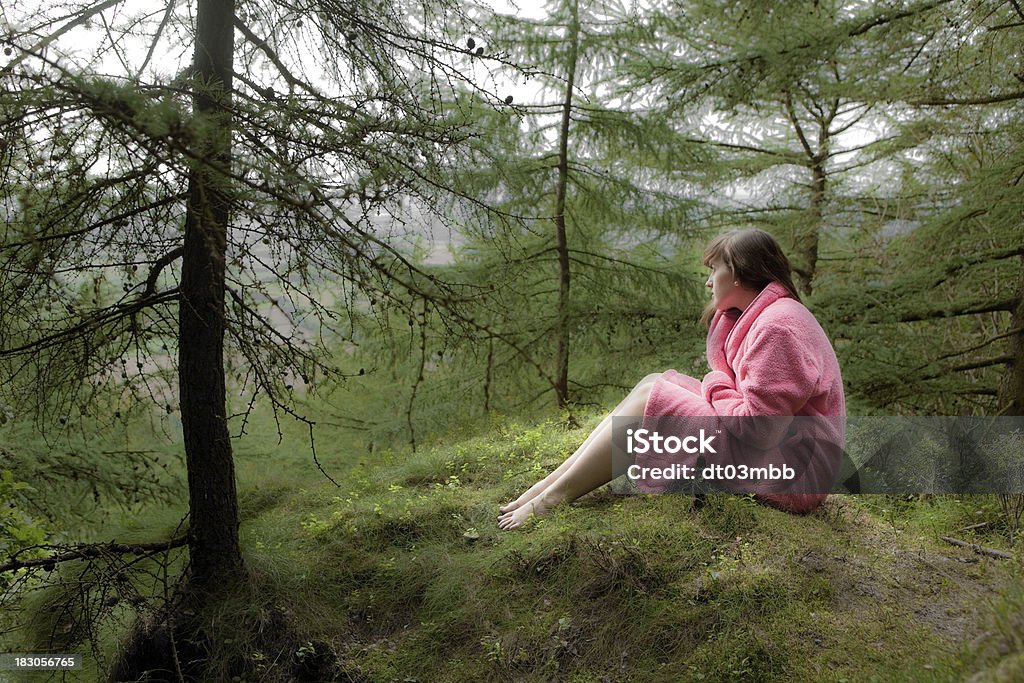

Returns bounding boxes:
[813,0,1024,413]
[436,0,705,413]
[0,0,502,666]
[630,0,950,297]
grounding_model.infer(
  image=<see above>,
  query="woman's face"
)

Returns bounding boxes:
[706,257,744,311]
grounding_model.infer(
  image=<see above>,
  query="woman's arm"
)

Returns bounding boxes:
[701,321,822,445]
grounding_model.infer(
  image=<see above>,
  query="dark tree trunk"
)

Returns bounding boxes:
[483,336,494,413]
[553,0,579,409]
[999,256,1024,415]
[179,0,243,591]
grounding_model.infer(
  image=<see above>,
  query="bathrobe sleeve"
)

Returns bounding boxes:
[701,318,821,446]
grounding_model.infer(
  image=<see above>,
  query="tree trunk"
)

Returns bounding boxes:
[553,0,579,409]
[796,156,826,296]
[998,256,1024,415]
[179,0,243,592]
[785,97,830,297]
[483,336,494,413]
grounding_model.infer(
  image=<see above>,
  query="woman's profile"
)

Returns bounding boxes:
[498,229,845,530]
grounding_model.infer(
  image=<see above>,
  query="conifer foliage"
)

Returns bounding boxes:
[438,0,705,412]
[617,0,1022,414]
[0,0,506,659]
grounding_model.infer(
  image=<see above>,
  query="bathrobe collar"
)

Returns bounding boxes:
[708,281,792,371]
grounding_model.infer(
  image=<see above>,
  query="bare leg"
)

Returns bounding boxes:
[499,373,661,514]
[497,383,654,530]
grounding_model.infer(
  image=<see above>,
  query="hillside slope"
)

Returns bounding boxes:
[215,416,1022,682]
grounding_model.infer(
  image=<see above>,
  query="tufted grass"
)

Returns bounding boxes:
[5,407,1022,681]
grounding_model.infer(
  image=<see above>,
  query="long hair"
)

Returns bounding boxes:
[700,229,801,327]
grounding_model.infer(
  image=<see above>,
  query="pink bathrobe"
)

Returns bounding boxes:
[640,282,845,513]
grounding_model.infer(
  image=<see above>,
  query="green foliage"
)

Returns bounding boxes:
[67,412,1014,682]
[3,0,1024,677]
[0,469,49,568]
[0,413,182,539]
[0,411,50,597]
[424,0,709,411]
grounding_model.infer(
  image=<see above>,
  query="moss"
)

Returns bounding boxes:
[230,421,1023,682]
[16,414,1019,681]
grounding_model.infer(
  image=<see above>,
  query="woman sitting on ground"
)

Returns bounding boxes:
[498,228,845,530]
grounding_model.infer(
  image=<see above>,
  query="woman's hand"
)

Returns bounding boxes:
[706,310,737,379]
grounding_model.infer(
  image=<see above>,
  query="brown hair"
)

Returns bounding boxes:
[700,229,801,326]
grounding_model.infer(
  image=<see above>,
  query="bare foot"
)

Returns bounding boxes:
[498,499,522,514]
[497,498,553,530]
[499,496,531,514]
[499,475,558,514]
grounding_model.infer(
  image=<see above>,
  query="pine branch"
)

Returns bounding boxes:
[948,355,1013,372]
[143,247,184,299]
[910,91,1024,105]
[0,536,188,574]
[890,297,1016,323]
[0,0,126,76]
[0,288,179,359]
[683,136,802,162]
[784,93,817,161]
[834,245,1024,322]
[0,188,182,253]
[847,0,956,38]
[233,17,323,97]
[659,0,955,79]
[931,327,1024,363]
[135,0,177,80]
[565,248,677,276]
[1010,0,1024,21]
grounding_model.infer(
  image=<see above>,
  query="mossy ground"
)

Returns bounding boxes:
[8,411,1024,682]
[215,413,1022,681]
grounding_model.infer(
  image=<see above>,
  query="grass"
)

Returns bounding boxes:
[6,408,1024,681]
[220,411,1024,681]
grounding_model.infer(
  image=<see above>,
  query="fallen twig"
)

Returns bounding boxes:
[940,536,1014,560]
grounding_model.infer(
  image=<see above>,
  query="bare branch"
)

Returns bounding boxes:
[0,289,179,359]
[136,1,177,80]
[143,247,184,299]
[910,91,1024,106]
[0,0,126,76]
[0,536,188,574]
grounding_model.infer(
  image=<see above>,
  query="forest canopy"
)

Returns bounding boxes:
[0,0,1022,679]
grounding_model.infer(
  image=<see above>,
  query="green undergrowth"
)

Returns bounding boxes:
[11,412,1023,681]
[213,413,1023,682]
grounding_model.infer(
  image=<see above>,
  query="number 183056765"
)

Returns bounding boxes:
[0,654,81,670]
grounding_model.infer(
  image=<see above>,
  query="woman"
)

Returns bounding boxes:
[497,229,845,530]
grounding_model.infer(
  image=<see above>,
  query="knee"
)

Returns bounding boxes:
[628,373,660,403]
[637,373,662,390]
